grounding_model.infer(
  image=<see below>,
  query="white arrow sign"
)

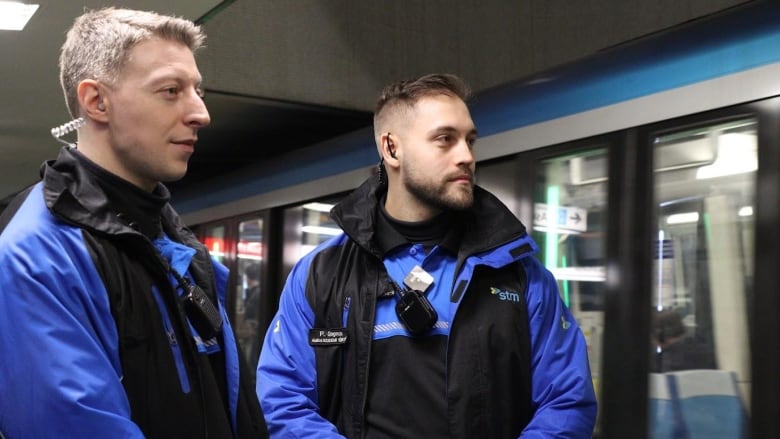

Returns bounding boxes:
[534,203,588,232]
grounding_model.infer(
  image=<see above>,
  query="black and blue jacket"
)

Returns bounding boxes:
[0,147,266,438]
[256,176,596,438]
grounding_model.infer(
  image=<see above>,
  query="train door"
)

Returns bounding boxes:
[534,146,608,435]
[477,102,780,438]
[195,215,277,372]
[647,117,755,438]
[234,216,266,370]
[500,144,610,436]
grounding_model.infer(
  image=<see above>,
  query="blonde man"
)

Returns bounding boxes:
[0,8,266,438]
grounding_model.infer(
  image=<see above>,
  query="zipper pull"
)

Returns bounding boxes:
[167,329,178,347]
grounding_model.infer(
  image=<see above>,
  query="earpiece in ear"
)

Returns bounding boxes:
[97,101,106,111]
[386,133,397,159]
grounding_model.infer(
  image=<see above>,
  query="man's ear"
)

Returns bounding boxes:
[77,79,108,122]
[380,132,400,169]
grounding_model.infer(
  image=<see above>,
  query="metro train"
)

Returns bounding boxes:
[179,2,780,437]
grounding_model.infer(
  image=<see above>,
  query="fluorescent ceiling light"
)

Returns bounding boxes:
[0,2,39,31]
[532,225,581,235]
[302,202,334,213]
[301,225,342,236]
[738,206,753,217]
[696,132,757,180]
[666,212,699,224]
[549,266,605,282]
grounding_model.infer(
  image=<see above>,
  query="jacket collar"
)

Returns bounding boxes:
[331,176,529,259]
[41,146,175,239]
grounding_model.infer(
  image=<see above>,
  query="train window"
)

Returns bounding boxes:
[300,201,342,256]
[531,146,608,430]
[202,224,227,264]
[281,196,345,281]
[649,118,754,438]
[234,217,264,369]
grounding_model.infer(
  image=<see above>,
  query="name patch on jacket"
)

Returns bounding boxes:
[309,328,348,346]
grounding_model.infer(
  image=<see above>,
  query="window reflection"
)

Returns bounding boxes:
[235,218,264,369]
[649,119,754,438]
[531,148,608,436]
[281,198,344,283]
[300,202,341,257]
[202,225,226,263]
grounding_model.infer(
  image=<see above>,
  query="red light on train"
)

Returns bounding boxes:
[238,241,263,259]
[203,236,224,254]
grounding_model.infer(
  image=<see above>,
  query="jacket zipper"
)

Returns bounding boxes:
[342,295,351,328]
[356,271,379,437]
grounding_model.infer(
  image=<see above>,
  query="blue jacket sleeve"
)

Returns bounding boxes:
[256,251,346,438]
[0,197,144,438]
[520,257,597,438]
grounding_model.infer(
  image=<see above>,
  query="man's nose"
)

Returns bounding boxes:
[186,91,210,128]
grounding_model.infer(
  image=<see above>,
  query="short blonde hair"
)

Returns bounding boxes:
[59,7,205,118]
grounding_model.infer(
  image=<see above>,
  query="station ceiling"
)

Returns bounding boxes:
[0,0,751,206]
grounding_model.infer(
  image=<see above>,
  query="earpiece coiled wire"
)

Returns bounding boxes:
[50,117,85,147]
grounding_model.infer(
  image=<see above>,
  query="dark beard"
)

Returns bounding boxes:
[404,175,474,212]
